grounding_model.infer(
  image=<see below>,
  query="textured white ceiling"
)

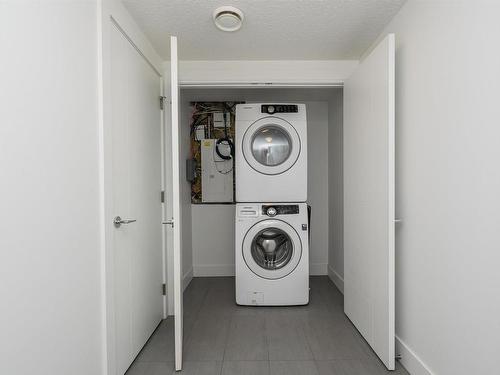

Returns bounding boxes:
[122,0,406,60]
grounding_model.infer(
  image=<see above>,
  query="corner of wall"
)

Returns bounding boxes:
[328,264,344,294]
[183,266,193,291]
[193,264,235,277]
[396,335,435,375]
[327,88,344,296]
[310,263,328,275]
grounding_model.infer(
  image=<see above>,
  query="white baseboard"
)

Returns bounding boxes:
[193,263,327,277]
[183,267,193,291]
[193,264,235,277]
[396,335,434,375]
[328,265,344,294]
[310,263,328,275]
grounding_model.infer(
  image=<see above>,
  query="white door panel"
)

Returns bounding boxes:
[129,37,163,352]
[344,33,395,370]
[170,36,184,372]
[110,25,132,374]
[110,23,163,374]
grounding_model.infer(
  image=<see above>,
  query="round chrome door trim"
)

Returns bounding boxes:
[242,117,301,176]
[242,219,302,280]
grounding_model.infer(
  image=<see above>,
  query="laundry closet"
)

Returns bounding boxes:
[178,87,343,292]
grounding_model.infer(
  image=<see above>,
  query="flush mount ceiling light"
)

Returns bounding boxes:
[213,6,244,32]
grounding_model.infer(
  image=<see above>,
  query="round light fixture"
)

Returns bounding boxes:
[213,6,244,32]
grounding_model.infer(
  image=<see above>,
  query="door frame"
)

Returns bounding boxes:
[164,82,346,315]
[97,3,166,374]
[164,81,345,316]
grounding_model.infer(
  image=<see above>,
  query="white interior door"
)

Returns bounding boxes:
[169,36,183,372]
[110,23,163,374]
[343,33,395,370]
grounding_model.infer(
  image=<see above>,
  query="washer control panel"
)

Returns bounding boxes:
[262,204,299,216]
[261,104,298,114]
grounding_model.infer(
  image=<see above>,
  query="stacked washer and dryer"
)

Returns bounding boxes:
[235,103,309,306]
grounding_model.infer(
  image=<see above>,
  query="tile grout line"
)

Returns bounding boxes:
[312,359,323,375]
[299,309,318,363]
[182,280,211,352]
[263,308,270,363]
[219,283,234,375]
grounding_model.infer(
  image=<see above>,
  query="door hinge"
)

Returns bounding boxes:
[159,96,167,110]
[160,190,165,203]
[162,283,166,296]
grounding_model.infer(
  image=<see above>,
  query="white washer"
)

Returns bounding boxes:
[235,203,309,306]
[235,104,307,202]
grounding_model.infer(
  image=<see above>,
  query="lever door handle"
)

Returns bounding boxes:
[114,216,137,227]
[162,218,174,228]
[394,218,403,223]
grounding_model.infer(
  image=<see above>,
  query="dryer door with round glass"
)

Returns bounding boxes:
[242,117,301,175]
[242,219,302,280]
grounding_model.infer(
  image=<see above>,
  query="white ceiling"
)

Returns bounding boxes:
[122,0,406,60]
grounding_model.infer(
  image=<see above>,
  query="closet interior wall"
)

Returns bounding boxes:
[179,87,343,284]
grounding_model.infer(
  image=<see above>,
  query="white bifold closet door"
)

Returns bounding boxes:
[110,21,164,375]
[169,36,184,372]
[343,33,396,370]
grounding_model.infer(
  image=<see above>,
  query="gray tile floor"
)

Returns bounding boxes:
[127,277,409,375]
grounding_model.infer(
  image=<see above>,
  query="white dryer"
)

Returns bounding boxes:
[235,203,309,306]
[235,104,307,202]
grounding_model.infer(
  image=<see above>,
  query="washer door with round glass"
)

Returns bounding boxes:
[242,219,302,280]
[242,117,301,175]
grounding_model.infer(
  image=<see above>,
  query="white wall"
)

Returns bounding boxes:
[0,2,103,375]
[307,101,330,275]
[191,205,236,276]
[374,1,500,374]
[179,60,358,86]
[182,88,337,277]
[327,90,344,292]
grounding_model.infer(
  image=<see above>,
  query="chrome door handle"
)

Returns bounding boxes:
[394,218,403,223]
[114,216,137,227]
[162,218,174,228]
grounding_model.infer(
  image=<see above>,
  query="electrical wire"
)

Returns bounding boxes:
[212,141,233,175]
[188,101,241,202]
[215,111,234,160]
